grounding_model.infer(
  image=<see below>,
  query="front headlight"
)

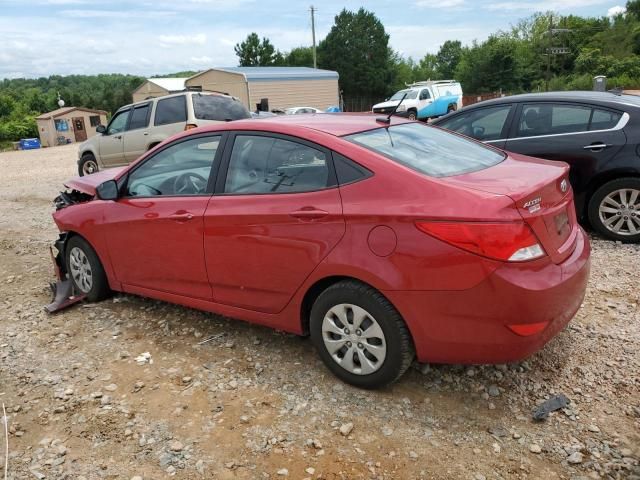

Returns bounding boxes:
[396,104,407,112]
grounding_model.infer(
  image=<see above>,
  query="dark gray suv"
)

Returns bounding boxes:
[432,91,640,243]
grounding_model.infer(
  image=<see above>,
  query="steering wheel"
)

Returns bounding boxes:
[173,172,207,195]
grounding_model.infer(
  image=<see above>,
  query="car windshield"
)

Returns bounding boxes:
[345,123,505,177]
[193,94,251,121]
[389,89,418,101]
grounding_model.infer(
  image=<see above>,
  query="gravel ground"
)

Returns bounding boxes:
[0,145,638,480]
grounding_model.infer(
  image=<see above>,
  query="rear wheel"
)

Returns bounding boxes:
[588,178,640,242]
[310,281,414,389]
[78,153,99,176]
[447,104,457,113]
[65,236,111,302]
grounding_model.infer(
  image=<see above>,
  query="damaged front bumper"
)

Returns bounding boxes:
[45,234,85,313]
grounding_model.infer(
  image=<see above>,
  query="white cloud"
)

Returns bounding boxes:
[607,5,626,17]
[159,33,207,46]
[190,55,213,64]
[62,8,175,18]
[486,0,608,11]
[416,0,465,7]
[387,24,487,59]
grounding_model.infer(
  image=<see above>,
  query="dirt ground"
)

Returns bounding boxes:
[0,144,638,480]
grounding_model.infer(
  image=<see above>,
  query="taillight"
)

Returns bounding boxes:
[185,123,198,131]
[415,221,546,262]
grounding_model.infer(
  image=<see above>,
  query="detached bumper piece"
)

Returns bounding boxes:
[45,239,85,313]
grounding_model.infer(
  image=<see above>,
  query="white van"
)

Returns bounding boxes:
[372,80,463,121]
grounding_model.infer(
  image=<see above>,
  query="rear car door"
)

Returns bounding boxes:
[98,108,130,166]
[122,102,152,163]
[434,104,515,149]
[204,133,345,313]
[103,134,224,299]
[504,102,627,192]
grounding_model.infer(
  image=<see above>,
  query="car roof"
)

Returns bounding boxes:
[455,91,640,110]
[206,113,412,137]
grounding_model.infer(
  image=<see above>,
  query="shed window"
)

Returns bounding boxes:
[54,119,69,132]
[89,115,101,127]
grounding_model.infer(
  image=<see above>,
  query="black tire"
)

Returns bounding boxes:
[587,177,640,243]
[447,104,457,113]
[65,236,111,302]
[407,110,417,121]
[310,280,414,389]
[78,153,99,177]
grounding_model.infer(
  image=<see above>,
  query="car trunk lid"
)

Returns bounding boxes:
[445,152,578,264]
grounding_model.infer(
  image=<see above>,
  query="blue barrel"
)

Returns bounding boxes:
[20,138,41,150]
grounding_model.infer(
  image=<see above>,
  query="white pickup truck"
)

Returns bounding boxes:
[372,80,463,121]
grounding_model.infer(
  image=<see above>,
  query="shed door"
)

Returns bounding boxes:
[73,117,87,142]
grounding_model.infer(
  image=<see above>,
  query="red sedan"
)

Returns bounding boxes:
[51,114,590,388]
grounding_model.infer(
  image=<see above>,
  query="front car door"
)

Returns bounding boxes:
[103,134,225,299]
[122,102,152,163]
[204,133,345,313]
[98,108,130,166]
[433,103,515,149]
[504,102,627,201]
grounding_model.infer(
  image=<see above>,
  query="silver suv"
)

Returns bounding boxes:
[77,91,251,176]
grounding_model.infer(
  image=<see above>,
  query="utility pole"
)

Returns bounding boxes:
[310,5,317,69]
[546,15,552,92]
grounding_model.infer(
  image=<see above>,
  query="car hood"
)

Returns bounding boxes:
[373,100,403,109]
[64,167,126,196]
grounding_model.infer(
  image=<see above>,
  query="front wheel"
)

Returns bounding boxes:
[588,177,640,243]
[65,236,111,302]
[407,110,417,121]
[310,281,414,389]
[78,153,99,176]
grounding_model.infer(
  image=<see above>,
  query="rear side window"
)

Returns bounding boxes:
[128,104,150,130]
[224,135,330,194]
[518,104,592,137]
[333,153,371,185]
[193,94,251,121]
[154,96,187,126]
[590,109,622,130]
[345,123,504,178]
[437,105,512,141]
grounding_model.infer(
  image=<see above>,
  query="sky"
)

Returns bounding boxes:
[0,0,628,80]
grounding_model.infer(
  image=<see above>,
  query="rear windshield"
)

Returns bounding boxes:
[345,123,505,177]
[192,94,251,121]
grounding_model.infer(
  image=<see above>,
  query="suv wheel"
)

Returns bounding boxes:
[588,177,640,242]
[79,153,99,176]
[310,281,414,389]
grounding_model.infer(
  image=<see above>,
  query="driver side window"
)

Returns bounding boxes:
[126,136,220,197]
[107,109,130,135]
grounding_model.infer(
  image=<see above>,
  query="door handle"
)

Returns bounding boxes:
[143,132,149,136]
[583,143,611,151]
[289,207,329,220]
[114,135,122,140]
[169,212,194,222]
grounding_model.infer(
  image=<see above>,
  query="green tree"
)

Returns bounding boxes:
[317,8,392,98]
[234,33,282,66]
[285,47,314,67]
[436,40,462,78]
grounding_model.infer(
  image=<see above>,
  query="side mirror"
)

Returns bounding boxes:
[96,180,119,201]
[96,125,106,134]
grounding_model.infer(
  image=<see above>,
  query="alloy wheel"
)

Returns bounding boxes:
[82,159,98,175]
[321,303,387,375]
[69,246,93,293]
[598,188,640,236]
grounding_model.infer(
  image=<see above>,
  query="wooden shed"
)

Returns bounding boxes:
[36,107,108,147]
[132,77,187,103]
[184,67,339,111]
